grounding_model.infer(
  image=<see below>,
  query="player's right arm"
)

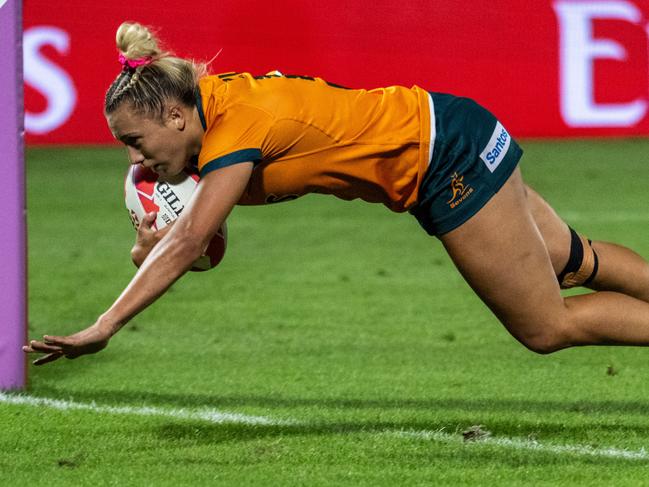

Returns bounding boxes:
[23,162,254,365]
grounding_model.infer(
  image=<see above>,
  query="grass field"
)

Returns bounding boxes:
[3,141,649,485]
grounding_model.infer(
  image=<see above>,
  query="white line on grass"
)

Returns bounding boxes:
[0,392,292,426]
[2,392,647,461]
[389,429,649,461]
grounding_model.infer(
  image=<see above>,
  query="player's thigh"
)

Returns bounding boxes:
[524,185,571,274]
[439,168,569,345]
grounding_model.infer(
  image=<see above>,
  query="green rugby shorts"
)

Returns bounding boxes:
[410,92,523,236]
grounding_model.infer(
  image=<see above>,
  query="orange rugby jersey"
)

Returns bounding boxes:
[196,72,432,212]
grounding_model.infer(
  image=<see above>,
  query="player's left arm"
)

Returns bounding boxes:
[23,162,254,365]
[130,211,173,268]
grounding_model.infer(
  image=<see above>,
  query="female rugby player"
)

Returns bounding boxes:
[24,22,649,365]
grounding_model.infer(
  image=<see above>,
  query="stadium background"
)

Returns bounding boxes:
[24,0,649,143]
[5,0,649,484]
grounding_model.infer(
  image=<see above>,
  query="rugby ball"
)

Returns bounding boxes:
[124,164,226,271]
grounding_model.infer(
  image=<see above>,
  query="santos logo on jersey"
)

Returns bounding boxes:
[479,122,511,173]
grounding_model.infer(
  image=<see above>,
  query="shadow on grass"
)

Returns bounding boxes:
[33,384,649,417]
[148,421,644,467]
[22,385,649,444]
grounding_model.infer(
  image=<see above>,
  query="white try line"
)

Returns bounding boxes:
[389,429,649,461]
[1,392,647,461]
[0,392,293,426]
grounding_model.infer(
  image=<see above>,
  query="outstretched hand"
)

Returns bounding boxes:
[23,322,113,366]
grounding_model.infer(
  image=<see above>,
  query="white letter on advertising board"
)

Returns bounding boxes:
[24,26,77,135]
[554,0,646,127]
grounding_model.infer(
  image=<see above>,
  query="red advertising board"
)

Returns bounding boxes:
[24,0,649,143]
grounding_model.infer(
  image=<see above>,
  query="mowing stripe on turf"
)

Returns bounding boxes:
[2,392,647,461]
[560,210,649,223]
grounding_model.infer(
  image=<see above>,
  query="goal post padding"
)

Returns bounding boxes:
[0,0,26,391]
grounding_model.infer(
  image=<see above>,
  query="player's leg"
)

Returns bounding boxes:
[440,168,649,353]
[525,185,649,302]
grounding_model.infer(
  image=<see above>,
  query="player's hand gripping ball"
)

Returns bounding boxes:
[124,165,227,271]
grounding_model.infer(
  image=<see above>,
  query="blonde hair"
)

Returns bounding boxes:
[104,22,207,119]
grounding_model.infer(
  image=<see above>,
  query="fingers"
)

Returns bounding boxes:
[23,335,75,362]
[23,340,82,364]
[23,339,62,354]
[137,211,172,242]
[23,323,112,366]
[140,211,157,230]
[136,212,158,238]
[33,352,64,366]
[23,339,64,366]
[155,223,173,238]
[43,335,73,347]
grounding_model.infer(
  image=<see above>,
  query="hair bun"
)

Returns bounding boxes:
[116,22,162,61]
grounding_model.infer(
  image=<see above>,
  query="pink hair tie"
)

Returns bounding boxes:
[118,53,153,69]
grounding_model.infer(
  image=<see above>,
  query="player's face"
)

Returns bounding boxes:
[107,102,192,179]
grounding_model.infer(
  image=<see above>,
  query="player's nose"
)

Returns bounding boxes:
[127,146,145,165]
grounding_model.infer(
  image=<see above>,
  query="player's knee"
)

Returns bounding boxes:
[520,333,566,354]
[557,228,599,289]
[507,314,573,355]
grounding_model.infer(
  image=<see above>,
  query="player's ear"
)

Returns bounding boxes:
[166,103,186,131]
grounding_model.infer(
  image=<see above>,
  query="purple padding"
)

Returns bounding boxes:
[0,0,26,390]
